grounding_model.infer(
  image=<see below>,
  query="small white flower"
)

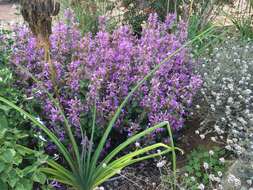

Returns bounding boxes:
[226,139,233,144]
[203,162,209,170]
[243,89,252,95]
[211,137,216,142]
[135,142,140,148]
[227,174,236,184]
[195,130,200,135]
[218,184,223,190]
[214,176,221,182]
[209,174,215,181]
[225,145,232,150]
[228,83,234,90]
[196,105,200,109]
[200,134,205,139]
[129,3,134,8]
[219,157,225,163]
[234,178,241,187]
[227,97,233,104]
[209,150,214,156]
[156,160,166,168]
[38,135,47,142]
[184,173,189,177]
[191,176,195,181]
[197,183,205,190]
[102,163,107,168]
[53,154,59,160]
[214,125,220,131]
[99,187,105,190]
[25,96,34,100]
[246,179,252,185]
[217,171,222,177]
[36,117,44,125]
[237,117,247,125]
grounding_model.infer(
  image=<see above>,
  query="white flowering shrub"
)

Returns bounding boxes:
[192,38,253,189]
[193,38,253,155]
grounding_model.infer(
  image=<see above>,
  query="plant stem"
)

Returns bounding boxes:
[167,123,177,190]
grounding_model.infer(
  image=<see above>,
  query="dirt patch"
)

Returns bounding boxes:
[0,1,19,21]
[175,118,224,168]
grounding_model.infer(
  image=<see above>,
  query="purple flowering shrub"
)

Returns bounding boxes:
[12,11,84,141]
[11,11,201,143]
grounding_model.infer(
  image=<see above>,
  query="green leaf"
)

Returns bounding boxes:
[0,162,5,173]
[0,105,11,113]
[0,114,8,129]
[203,152,209,157]
[22,165,39,176]
[193,163,200,170]
[186,166,194,173]
[0,179,8,190]
[196,172,202,177]
[0,149,16,163]
[203,174,209,183]
[13,155,23,165]
[8,169,19,188]
[0,128,7,138]
[16,146,30,156]
[32,171,47,184]
[15,179,33,190]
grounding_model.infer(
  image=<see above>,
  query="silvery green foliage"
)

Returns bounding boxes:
[193,38,253,189]
[193,38,253,156]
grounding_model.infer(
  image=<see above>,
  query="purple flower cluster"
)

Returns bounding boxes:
[11,10,202,141]
[12,12,84,140]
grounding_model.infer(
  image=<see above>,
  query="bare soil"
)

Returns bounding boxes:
[176,119,223,168]
[0,1,20,24]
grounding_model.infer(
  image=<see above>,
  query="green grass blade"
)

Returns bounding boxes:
[15,144,76,184]
[94,148,173,187]
[101,121,169,164]
[85,104,97,180]
[166,123,177,189]
[47,160,75,181]
[91,122,169,180]
[39,168,75,187]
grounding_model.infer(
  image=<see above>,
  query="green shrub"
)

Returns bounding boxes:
[0,126,50,190]
[0,29,50,190]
